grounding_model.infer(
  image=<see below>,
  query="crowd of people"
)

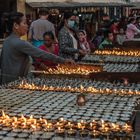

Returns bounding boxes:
[93,15,140,49]
[28,9,140,56]
[0,8,140,84]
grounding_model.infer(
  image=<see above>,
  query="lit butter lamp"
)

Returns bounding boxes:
[110,123,120,133]
[64,121,76,137]
[76,93,86,106]
[67,127,76,137]
[99,120,110,140]
[89,120,100,138]
[99,120,106,130]
[89,120,97,131]
[122,123,132,134]
[90,129,100,138]
[54,118,66,130]
[55,119,65,137]
[43,121,54,132]
[55,127,65,136]
[77,120,88,137]
[110,123,120,140]
[122,123,134,140]
[94,49,140,57]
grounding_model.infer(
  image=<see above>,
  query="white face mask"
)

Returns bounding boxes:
[67,20,75,29]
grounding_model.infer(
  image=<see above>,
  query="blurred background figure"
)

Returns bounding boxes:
[33,31,59,70]
[118,16,128,32]
[109,19,119,44]
[109,19,119,35]
[92,29,104,49]
[28,8,57,47]
[99,31,114,49]
[116,28,126,46]
[126,17,140,40]
[78,30,91,54]
[99,14,110,31]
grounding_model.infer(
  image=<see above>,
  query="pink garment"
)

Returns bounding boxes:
[126,23,140,40]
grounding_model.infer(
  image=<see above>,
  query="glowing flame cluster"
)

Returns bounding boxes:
[94,49,140,57]
[18,82,140,95]
[0,111,132,134]
[38,64,101,75]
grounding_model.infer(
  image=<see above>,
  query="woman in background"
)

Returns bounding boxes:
[58,12,86,60]
[78,30,91,53]
[126,18,140,40]
[34,31,59,69]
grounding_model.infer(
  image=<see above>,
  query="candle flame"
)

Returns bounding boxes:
[94,49,140,57]
[13,117,17,122]
[2,110,6,118]
[44,120,48,125]
[101,119,104,124]
[77,123,82,129]
[0,112,133,134]
[29,115,33,120]
[31,124,36,131]
[90,123,93,127]
[60,118,64,122]
[58,127,61,131]
[68,122,71,126]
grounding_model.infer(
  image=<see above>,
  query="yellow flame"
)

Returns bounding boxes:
[31,124,36,130]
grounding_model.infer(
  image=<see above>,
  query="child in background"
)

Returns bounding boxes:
[99,31,114,49]
[116,28,126,45]
[34,31,59,69]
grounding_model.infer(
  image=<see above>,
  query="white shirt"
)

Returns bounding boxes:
[69,32,78,59]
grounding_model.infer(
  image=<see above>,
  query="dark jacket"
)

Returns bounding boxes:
[58,27,79,60]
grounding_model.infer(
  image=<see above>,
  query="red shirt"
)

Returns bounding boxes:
[110,24,118,34]
[34,43,59,69]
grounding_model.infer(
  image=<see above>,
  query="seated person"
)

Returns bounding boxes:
[116,28,126,45]
[34,31,58,69]
[126,18,140,40]
[78,30,91,53]
[99,31,114,49]
[92,29,104,48]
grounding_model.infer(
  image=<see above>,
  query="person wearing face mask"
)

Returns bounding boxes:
[33,31,59,69]
[58,12,87,60]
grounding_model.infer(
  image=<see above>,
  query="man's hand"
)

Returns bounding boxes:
[64,59,75,65]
